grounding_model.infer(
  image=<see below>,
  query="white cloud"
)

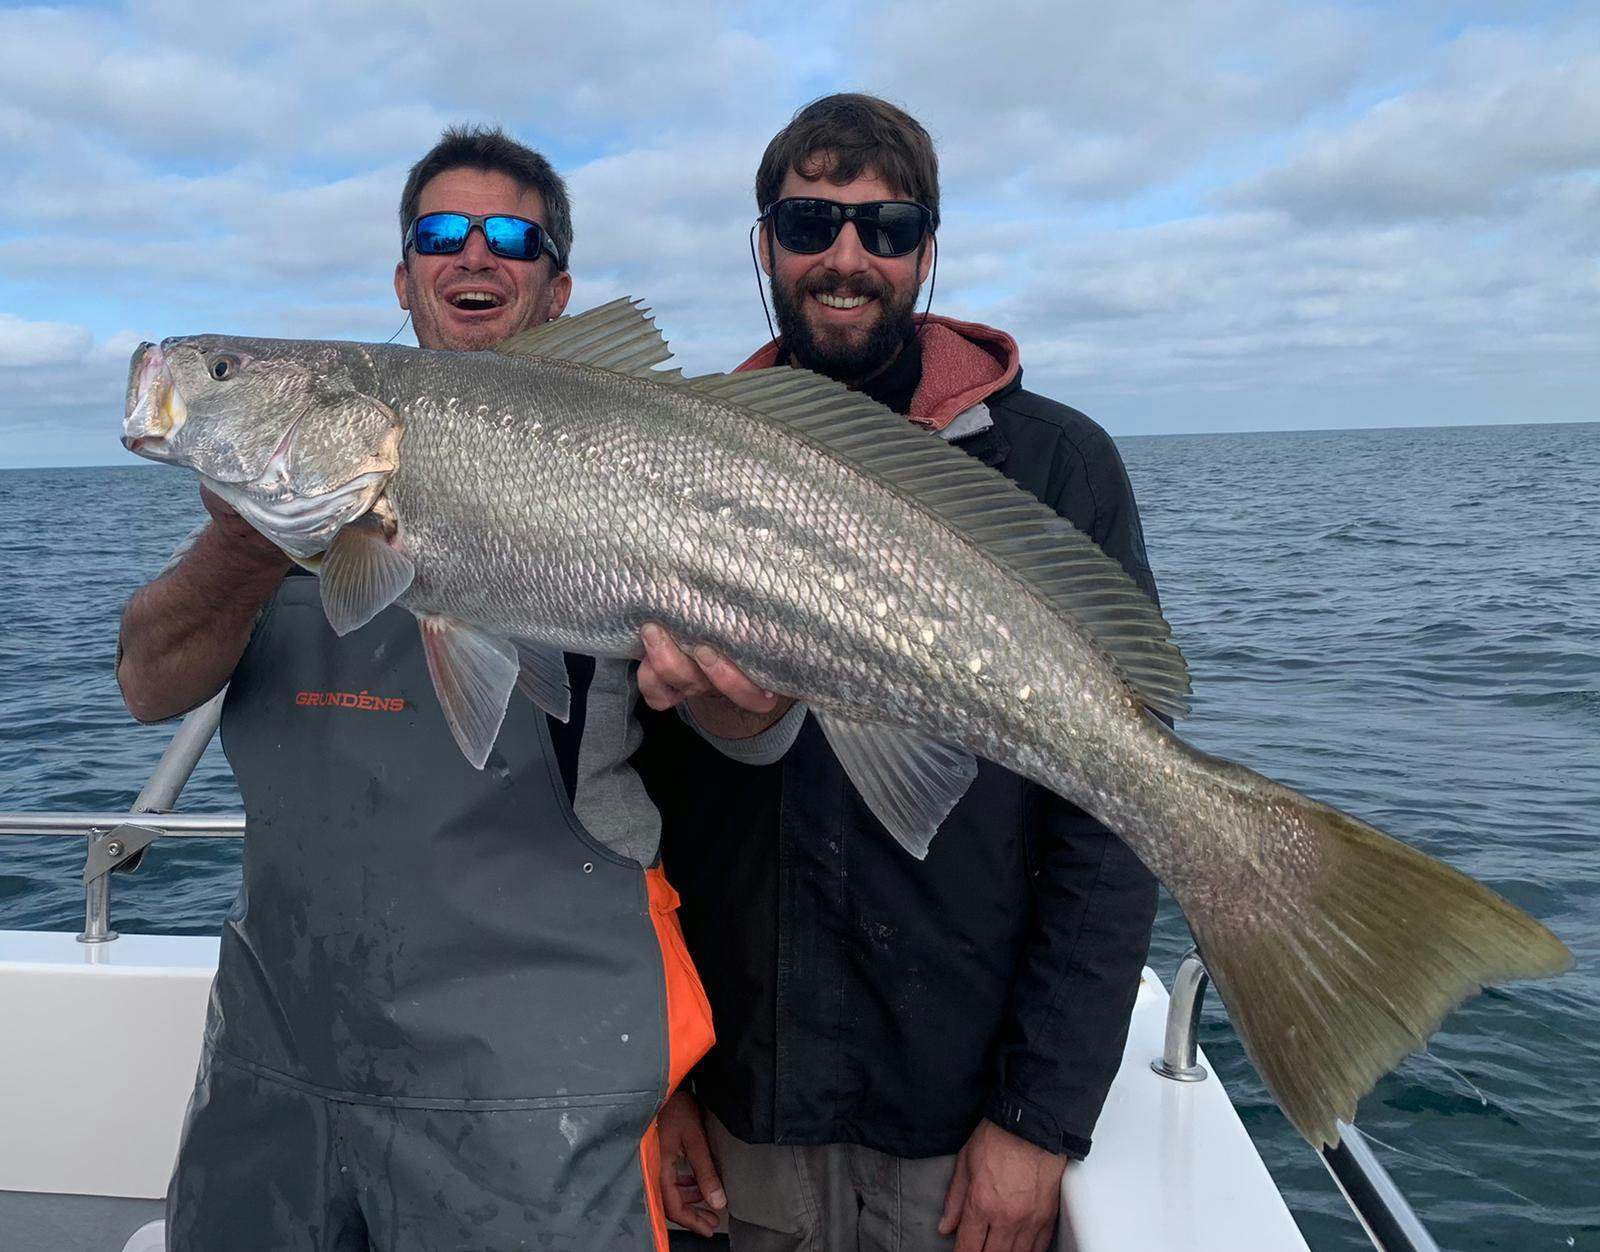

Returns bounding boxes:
[0,314,94,368]
[960,196,1599,426]
[856,0,1380,200]
[0,1,1596,466]
[0,7,299,157]
[1239,34,1600,222]
[0,1,803,163]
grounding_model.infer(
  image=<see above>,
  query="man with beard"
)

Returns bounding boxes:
[635,94,1163,1252]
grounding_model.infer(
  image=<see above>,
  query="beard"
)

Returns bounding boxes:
[770,266,920,383]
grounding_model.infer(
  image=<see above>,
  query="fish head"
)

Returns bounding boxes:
[123,336,403,557]
[124,336,317,475]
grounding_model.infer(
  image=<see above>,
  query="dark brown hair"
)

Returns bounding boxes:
[755,93,940,230]
[398,125,573,271]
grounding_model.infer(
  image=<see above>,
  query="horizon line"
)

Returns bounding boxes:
[6,414,1594,473]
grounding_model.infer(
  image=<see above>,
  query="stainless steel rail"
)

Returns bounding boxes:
[131,690,228,814]
[1322,1122,1443,1252]
[0,814,245,838]
[1150,945,1442,1252]
[0,691,233,943]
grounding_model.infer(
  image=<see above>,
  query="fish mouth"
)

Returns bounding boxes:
[122,342,188,457]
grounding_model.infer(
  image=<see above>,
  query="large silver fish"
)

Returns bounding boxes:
[123,298,1572,1149]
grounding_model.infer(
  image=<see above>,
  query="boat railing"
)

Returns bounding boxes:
[1151,948,1443,1252]
[3,707,1442,1251]
[0,691,236,942]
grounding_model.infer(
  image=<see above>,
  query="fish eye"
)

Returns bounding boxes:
[210,354,241,381]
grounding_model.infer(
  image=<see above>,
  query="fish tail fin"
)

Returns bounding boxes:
[1181,770,1572,1149]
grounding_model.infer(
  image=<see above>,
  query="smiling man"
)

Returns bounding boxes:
[394,158,572,350]
[638,94,1164,1252]
[761,170,929,385]
[119,125,726,1252]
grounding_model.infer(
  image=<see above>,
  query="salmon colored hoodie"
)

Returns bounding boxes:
[735,314,1021,432]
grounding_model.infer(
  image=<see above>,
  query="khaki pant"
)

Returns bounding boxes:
[705,1110,958,1252]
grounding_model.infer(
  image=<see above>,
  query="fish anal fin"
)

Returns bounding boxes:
[513,638,572,722]
[815,712,978,859]
[417,616,519,769]
[319,518,415,636]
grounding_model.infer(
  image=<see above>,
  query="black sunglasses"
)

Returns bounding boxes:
[404,211,563,268]
[763,197,932,258]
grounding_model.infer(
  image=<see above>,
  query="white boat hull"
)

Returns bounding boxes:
[0,929,1311,1250]
[0,931,216,1200]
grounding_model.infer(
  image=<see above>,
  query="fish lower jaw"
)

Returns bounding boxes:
[121,433,165,458]
[123,377,188,449]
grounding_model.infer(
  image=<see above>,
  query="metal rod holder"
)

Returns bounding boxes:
[1151,946,1210,1081]
[1149,949,1443,1252]
[78,830,117,944]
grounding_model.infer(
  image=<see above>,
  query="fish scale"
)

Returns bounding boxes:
[121,297,1573,1154]
[385,359,1012,727]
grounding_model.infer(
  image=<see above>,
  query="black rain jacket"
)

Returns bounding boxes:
[633,324,1161,1160]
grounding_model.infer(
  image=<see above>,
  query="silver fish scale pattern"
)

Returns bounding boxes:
[370,351,1179,861]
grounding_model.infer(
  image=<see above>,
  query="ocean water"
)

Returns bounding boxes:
[1,422,1596,1250]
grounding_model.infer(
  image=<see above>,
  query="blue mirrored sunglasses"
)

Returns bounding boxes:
[404,211,563,268]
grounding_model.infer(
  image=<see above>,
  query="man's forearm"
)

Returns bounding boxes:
[117,524,290,722]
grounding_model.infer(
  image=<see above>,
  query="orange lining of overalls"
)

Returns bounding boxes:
[638,866,716,1250]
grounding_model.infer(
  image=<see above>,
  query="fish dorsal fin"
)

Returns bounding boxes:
[687,368,1192,718]
[815,712,978,859]
[494,297,675,378]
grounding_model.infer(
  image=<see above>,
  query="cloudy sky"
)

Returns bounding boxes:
[2,0,1595,468]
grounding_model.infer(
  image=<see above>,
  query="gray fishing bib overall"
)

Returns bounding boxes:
[166,575,711,1251]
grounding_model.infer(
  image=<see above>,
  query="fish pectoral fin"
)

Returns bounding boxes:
[512,638,572,722]
[417,617,519,769]
[814,713,978,860]
[319,518,416,636]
